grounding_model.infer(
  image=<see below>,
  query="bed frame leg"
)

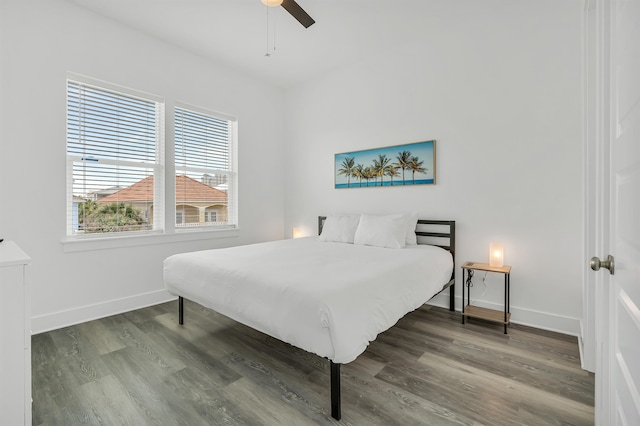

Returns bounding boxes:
[449,282,455,311]
[330,361,341,420]
[178,296,184,325]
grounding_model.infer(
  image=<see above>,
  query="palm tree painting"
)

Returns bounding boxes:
[334,140,435,188]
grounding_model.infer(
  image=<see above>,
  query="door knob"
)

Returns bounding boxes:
[590,255,615,275]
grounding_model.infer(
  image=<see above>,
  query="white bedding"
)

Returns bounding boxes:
[163,236,453,364]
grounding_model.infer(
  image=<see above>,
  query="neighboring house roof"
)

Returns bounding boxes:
[98,175,227,203]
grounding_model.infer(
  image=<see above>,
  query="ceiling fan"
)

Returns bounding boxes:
[261,0,315,28]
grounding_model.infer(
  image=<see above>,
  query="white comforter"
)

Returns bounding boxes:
[163,237,453,364]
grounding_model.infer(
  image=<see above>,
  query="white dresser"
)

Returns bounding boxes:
[0,241,32,425]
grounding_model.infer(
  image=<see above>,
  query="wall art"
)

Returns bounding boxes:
[335,140,435,188]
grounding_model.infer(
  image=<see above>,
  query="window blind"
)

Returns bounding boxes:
[174,105,237,229]
[66,79,163,235]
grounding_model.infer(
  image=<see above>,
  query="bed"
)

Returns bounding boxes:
[163,215,455,420]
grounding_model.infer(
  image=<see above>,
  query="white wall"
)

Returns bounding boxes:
[283,0,584,335]
[0,0,586,337]
[0,0,286,332]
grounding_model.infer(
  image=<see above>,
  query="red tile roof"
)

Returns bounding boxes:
[98,175,227,203]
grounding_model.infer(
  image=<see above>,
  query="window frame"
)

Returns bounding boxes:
[63,75,239,251]
[66,74,165,238]
[173,101,238,233]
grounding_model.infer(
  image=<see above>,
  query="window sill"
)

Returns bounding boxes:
[62,228,239,252]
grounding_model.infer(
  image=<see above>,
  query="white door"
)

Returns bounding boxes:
[597,0,640,424]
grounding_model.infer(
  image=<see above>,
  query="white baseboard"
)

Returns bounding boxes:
[31,289,176,335]
[32,290,582,339]
[428,293,581,337]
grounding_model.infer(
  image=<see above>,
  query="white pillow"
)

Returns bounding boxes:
[405,211,419,245]
[353,214,407,249]
[319,215,361,243]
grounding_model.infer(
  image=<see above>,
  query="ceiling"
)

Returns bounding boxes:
[68,0,448,88]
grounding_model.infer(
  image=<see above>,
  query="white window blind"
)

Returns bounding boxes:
[174,105,237,230]
[66,79,163,236]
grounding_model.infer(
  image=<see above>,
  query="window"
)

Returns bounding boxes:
[174,105,237,230]
[66,76,238,242]
[66,78,164,236]
[205,211,218,223]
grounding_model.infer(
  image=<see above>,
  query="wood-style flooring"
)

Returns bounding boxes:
[32,300,594,425]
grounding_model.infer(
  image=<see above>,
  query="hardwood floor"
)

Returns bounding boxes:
[32,301,594,425]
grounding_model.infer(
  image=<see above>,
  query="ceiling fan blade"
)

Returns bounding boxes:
[281,0,315,28]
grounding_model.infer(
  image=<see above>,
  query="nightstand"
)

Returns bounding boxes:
[461,261,511,334]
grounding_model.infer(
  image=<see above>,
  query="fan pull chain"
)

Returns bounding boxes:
[265,5,270,56]
[264,5,277,57]
[273,8,277,53]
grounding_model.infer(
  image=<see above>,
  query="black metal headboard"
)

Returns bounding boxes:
[415,219,456,261]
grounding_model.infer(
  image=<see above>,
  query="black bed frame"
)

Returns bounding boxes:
[177,217,455,421]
